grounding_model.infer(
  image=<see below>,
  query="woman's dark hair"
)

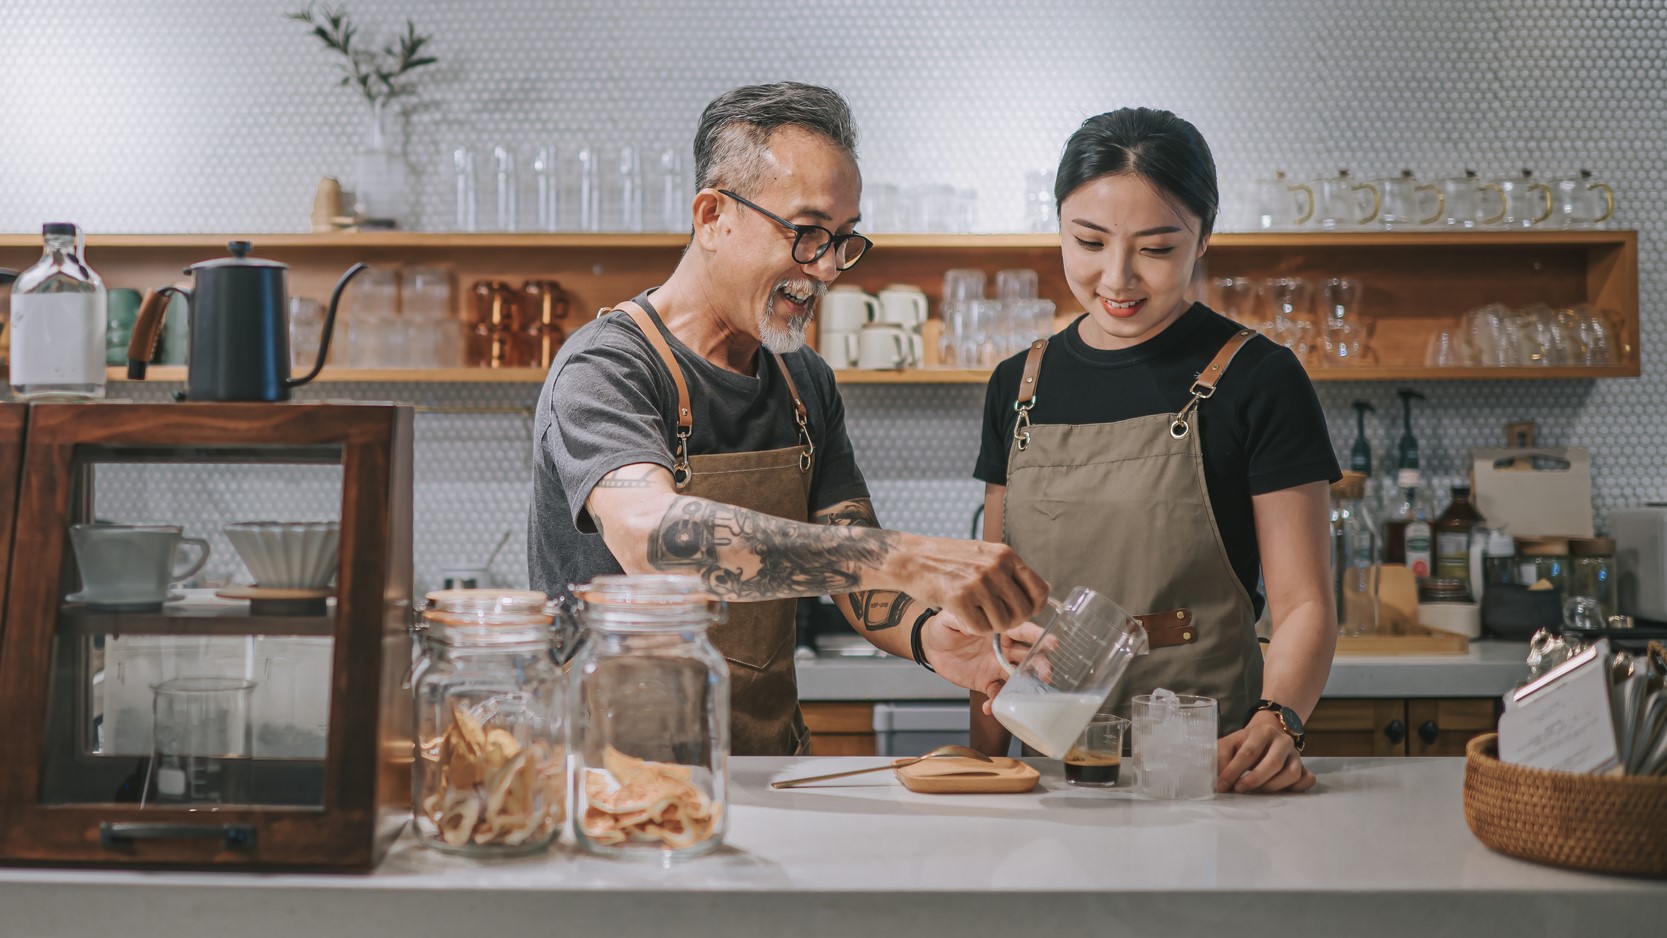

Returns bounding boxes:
[1055,107,1218,240]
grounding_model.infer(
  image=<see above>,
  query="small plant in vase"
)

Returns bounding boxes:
[290,3,438,228]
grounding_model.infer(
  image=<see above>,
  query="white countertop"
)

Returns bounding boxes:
[0,756,1656,938]
[796,638,1531,701]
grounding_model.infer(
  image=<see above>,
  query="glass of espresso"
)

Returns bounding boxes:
[1063,715,1128,787]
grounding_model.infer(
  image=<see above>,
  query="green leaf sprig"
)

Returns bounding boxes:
[288,3,438,108]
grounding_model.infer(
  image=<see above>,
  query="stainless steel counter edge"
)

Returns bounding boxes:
[795,638,1531,701]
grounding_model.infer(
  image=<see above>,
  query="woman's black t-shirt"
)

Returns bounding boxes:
[974,303,1341,619]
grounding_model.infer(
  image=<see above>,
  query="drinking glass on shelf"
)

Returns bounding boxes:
[1424,327,1475,367]
[1024,169,1057,233]
[1320,277,1361,325]
[533,144,560,232]
[939,269,986,367]
[1207,276,1258,326]
[1322,320,1373,366]
[1572,305,1615,365]
[1496,170,1553,229]
[345,265,400,368]
[451,145,478,232]
[1250,171,1314,230]
[402,266,455,368]
[1464,303,1517,367]
[574,143,601,232]
[657,149,689,232]
[1262,276,1315,362]
[1439,170,1504,229]
[288,297,325,372]
[491,145,518,232]
[1376,170,1443,229]
[612,144,643,232]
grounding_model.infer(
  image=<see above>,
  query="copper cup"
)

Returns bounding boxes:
[521,279,569,368]
[467,281,526,366]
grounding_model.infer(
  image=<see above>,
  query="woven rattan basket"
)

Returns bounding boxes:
[1464,733,1667,878]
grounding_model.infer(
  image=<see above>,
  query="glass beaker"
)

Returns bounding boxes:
[988,586,1150,759]
[1130,692,1217,801]
[145,677,256,807]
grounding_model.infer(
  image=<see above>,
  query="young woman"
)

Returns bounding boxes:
[970,108,1339,794]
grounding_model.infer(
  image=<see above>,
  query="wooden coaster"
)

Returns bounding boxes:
[894,757,1040,794]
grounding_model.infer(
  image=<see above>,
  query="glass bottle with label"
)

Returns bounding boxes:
[1434,485,1484,595]
[1567,536,1616,620]
[9,222,106,400]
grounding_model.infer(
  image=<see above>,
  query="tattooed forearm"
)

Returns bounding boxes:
[815,498,916,631]
[647,496,900,600]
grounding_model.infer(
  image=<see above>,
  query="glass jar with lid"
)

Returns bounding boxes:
[413,589,565,857]
[1567,536,1616,620]
[1514,536,1570,594]
[569,575,728,860]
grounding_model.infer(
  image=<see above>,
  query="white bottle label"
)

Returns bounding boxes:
[10,292,107,387]
[1396,468,1421,488]
[1405,521,1433,578]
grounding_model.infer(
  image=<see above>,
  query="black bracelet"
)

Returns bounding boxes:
[909,607,940,672]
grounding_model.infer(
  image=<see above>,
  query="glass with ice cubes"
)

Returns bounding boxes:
[1130,690,1218,800]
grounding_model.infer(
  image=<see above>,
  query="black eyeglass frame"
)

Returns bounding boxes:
[717,189,873,270]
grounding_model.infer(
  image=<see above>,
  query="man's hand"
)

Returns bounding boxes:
[894,535,1049,635]
[1215,713,1317,794]
[919,611,1045,701]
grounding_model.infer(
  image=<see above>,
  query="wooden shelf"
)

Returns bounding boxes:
[109,366,551,384]
[0,229,1634,250]
[5,229,1636,386]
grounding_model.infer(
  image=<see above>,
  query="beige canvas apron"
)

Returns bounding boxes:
[616,302,815,756]
[1002,329,1262,736]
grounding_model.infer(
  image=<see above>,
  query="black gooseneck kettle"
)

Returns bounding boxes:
[127,241,367,401]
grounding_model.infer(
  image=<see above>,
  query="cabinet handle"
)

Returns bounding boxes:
[1418,720,1440,746]
[1384,720,1406,745]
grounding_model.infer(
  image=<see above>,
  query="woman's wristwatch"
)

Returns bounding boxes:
[1244,699,1306,752]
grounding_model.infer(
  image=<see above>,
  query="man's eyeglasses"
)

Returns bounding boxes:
[718,189,873,271]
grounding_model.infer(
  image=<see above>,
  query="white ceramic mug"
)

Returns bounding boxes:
[877,285,929,330]
[857,323,910,369]
[817,330,859,369]
[68,523,211,610]
[820,287,878,334]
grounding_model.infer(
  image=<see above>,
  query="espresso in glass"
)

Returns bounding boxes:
[1063,748,1121,786]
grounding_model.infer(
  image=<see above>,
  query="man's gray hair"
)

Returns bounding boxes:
[693,82,858,195]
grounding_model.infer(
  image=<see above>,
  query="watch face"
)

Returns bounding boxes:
[1279,706,1305,736]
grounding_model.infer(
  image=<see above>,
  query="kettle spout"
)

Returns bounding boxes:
[289,263,368,388]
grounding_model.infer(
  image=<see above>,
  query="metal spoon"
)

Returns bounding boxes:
[770,745,993,789]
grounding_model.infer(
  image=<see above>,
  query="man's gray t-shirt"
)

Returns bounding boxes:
[529,292,870,599]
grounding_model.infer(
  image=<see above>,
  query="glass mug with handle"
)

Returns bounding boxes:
[987,586,1150,758]
[1549,169,1616,229]
[1311,170,1380,229]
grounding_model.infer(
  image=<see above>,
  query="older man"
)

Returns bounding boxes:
[530,82,1047,755]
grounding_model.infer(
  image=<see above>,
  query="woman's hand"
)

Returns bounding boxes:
[919,611,1043,701]
[1216,713,1317,793]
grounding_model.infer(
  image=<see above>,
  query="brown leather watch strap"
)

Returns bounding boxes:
[1135,608,1198,649]
[1015,338,1048,408]
[1191,329,1256,396]
[615,301,692,436]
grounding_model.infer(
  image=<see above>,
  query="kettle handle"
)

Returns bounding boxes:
[127,286,188,380]
[289,262,368,389]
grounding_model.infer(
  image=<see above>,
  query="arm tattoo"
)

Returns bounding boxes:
[815,499,916,631]
[647,496,899,601]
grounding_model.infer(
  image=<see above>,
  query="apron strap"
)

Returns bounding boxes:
[1171,329,1257,440]
[770,352,815,474]
[615,301,696,487]
[1012,339,1048,451]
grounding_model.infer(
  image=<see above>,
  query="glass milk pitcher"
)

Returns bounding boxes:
[988,587,1149,758]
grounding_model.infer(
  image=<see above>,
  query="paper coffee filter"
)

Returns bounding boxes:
[224,521,340,589]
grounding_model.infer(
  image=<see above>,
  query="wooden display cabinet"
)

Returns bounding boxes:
[0,402,413,870]
[0,230,1639,385]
